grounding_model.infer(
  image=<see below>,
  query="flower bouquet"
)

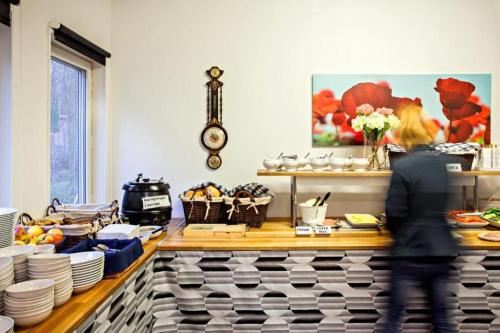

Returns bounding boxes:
[351,104,400,169]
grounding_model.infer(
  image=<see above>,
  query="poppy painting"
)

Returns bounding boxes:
[312,74,491,146]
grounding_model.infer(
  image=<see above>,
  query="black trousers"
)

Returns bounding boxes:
[383,259,456,333]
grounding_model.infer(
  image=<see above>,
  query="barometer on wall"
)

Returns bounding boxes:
[201,66,227,170]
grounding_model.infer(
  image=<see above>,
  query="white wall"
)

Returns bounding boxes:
[0,23,12,207]
[10,0,111,216]
[110,0,500,218]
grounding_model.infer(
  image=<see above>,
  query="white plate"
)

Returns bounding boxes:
[72,281,98,294]
[28,253,68,263]
[71,260,105,270]
[0,257,12,271]
[33,244,56,254]
[0,246,34,258]
[73,275,103,285]
[5,279,54,299]
[70,252,104,265]
[71,264,104,274]
[0,208,17,216]
[0,316,14,333]
[140,226,163,239]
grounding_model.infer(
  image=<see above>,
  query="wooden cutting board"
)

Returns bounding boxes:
[183,224,246,238]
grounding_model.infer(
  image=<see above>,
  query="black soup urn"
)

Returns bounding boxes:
[121,173,172,226]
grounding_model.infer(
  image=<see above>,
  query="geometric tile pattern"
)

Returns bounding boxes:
[74,255,156,333]
[152,250,500,333]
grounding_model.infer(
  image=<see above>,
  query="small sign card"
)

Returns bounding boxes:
[295,226,313,235]
[142,195,171,210]
[314,226,332,235]
[446,163,462,173]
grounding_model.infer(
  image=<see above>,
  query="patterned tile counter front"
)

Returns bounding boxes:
[152,249,500,333]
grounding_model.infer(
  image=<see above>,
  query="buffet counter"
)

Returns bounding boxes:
[154,220,500,332]
[158,220,500,250]
[16,220,183,333]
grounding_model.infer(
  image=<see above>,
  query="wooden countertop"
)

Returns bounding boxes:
[257,169,500,177]
[17,219,183,333]
[159,220,500,251]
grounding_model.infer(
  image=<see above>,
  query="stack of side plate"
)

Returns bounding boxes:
[0,315,14,333]
[70,252,105,294]
[0,258,14,315]
[0,209,17,249]
[0,246,35,283]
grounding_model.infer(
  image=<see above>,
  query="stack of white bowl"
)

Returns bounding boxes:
[4,279,55,328]
[0,316,14,333]
[0,246,35,283]
[70,252,105,294]
[0,208,17,249]
[0,258,14,315]
[28,254,73,307]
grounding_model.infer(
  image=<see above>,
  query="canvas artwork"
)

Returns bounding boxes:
[312,74,491,146]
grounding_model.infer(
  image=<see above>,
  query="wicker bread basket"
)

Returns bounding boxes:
[224,191,271,228]
[180,189,224,225]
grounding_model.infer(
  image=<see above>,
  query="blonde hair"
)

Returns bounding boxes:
[397,105,433,150]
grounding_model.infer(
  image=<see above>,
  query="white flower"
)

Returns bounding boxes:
[351,116,366,132]
[386,114,400,129]
[365,112,385,130]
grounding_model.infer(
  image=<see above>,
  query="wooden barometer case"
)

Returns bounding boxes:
[201,66,227,169]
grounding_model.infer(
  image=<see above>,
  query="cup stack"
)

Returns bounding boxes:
[0,246,35,283]
[0,258,14,315]
[4,279,55,328]
[70,252,105,294]
[0,209,17,249]
[28,254,73,307]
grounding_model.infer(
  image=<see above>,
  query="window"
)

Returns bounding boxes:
[50,50,91,204]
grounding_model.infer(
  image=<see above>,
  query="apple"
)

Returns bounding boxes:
[15,226,26,241]
[43,234,55,244]
[27,226,44,238]
[47,228,63,243]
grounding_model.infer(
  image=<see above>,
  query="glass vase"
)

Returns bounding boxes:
[364,135,384,170]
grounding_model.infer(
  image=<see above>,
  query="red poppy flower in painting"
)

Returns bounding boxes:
[340,83,394,118]
[391,97,422,117]
[434,78,476,109]
[446,120,473,143]
[312,89,341,125]
[442,102,481,121]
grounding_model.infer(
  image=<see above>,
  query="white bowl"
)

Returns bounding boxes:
[71,261,104,272]
[0,246,34,258]
[262,158,281,171]
[352,158,370,171]
[6,306,53,327]
[54,290,72,307]
[73,273,103,283]
[0,316,14,333]
[28,253,69,263]
[5,279,54,299]
[5,296,53,310]
[310,158,328,171]
[70,252,104,265]
[282,158,298,171]
[296,158,310,169]
[330,157,347,171]
[33,244,56,254]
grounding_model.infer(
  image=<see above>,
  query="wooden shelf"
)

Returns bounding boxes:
[257,169,500,177]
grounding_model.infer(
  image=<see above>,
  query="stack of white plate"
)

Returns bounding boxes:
[70,252,105,294]
[34,244,55,255]
[4,279,54,328]
[0,257,14,315]
[0,246,35,283]
[28,254,73,307]
[0,316,14,333]
[0,209,17,249]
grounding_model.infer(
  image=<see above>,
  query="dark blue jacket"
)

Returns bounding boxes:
[385,145,460,258]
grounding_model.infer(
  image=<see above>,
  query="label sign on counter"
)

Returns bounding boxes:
[446,163,462,172]
[315,226,332,235]
[295,226,313,235]
[142,195,171,210]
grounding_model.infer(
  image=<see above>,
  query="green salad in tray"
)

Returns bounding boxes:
[482,208,500,222]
